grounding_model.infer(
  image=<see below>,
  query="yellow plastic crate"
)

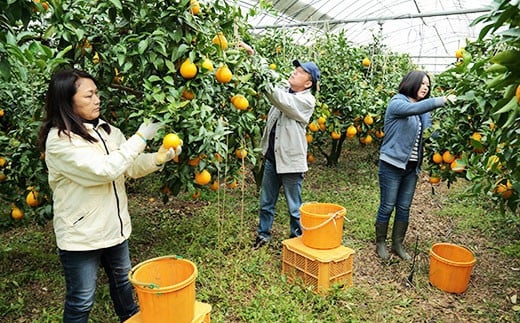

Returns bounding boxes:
[125,301,211,323]
[282,237,354,294]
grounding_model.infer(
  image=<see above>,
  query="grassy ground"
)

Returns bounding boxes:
[1,142,519,322]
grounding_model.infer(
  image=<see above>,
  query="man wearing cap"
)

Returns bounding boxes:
[239,42,321,249]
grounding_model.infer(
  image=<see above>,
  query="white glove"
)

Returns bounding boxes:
[155,145,182,165]
[445,94,457,104]
[137,121,161,140]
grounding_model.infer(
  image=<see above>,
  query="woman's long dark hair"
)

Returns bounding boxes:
[397,70,431,101]
[37,69,109,151]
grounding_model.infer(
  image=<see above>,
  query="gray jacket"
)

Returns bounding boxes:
[260,87,316,174]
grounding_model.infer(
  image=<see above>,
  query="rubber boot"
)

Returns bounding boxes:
[391,221,412,260]
[375,222,390,260]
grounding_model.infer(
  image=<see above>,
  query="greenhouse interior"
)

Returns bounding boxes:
[0,0,519,322]
[241,0,492,73]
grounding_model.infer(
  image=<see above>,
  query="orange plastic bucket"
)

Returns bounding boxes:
[300,203,346,249]
[128,256,197,323]
[429,243,476,294]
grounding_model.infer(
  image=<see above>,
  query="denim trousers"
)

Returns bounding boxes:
[257,159,304,240]
[59,240,138,323]
[376,160,419,223]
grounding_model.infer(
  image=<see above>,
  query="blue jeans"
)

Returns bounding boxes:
[59,240,138,323]
[257,159,304,240]
[376,160,419,223]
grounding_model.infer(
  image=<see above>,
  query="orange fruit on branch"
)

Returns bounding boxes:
[212,32,228,50]
[26,190,41,207]
[201,58,214,71]
[450,159,465,173]
[363,114,374,125]
[235,148,248,159]
[194,169,211,185]
[308,122,319,132]
[180,58,197,79]
[442,150,455,164]
[429,176,441,184]
[215,65,232,83]
[190,0,200,15]
[346,125,357,138]
[432,152,443,164]
[231,95,249,110]
[331,131,341,140]
[11,207,24,220]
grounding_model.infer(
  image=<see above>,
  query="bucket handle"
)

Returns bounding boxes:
[128,255,184,290]
[300,208,346,231]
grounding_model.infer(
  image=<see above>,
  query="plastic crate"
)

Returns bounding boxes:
[125,301,211,323]
[282,237,354,294]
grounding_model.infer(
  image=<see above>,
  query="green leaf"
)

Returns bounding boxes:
[109,0,123,10]
[138,39,149,55]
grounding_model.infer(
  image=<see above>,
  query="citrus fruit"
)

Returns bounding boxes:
[26,190,40,207]
[363,114,374,125]
[432,152,443,164]
[450,159,465,173]
[180,58,197,79]
[212,32,228,50]
[215,65,232,83]
[362,57,371,67]
[0,109,4,117]
[331,131,341,140]
[182,89,195,100]
[162,133,182,149]
[0,172,6,182]
[307,154,315,163]
[375,130,384,138]
[226,178,238,189]
[346,125,357,138]
[190,0,200,14]
[191,190,201,199]
[470,132,482,142]
[360,134,373,144]
[317,116,326,125]
[194,169,211,185]
[455,48,464,58]
[235,148,247,159]
[201,58,214,71]
[0,156,6,167]
[11,207,24,220]
[188,156,201,167]
[429,176,441,184]
[516,84,520,104]
[92,52,100,64]
[210,180,220,191]
[231,95,249,110]
[269,63,277,70]
[442,150,455,164]
[308,122,319,132]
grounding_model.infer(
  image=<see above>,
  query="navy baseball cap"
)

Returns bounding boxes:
[293,60,320,86]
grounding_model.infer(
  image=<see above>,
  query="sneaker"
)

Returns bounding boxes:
[253,236,268,249]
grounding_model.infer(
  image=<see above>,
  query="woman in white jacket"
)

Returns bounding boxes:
[37,69,180,322]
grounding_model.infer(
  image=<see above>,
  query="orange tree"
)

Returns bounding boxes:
[253,29,416,166]
[424,0,519,213]
[0,0,279,226]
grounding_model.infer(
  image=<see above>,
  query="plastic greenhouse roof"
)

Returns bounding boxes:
[237,0,492,73]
